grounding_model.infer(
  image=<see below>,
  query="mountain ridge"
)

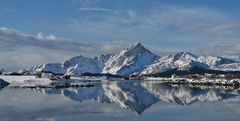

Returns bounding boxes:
[4,42,240,76]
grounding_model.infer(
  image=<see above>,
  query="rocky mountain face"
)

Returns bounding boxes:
[213,63,240,71]
[198,56,235,68]
[0,68,4,75]
[102,43,159,76]
[222,55,240,62]
[64,54,112,75]
[35,63,66,74]
[13,43,240,76]
[140,52,209,75]
[18,54,112,76]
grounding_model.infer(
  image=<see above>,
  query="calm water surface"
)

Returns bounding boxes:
[0,80,240,121]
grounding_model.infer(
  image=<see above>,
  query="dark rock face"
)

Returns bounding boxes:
[0,79,9,91]
[0,68,4,75]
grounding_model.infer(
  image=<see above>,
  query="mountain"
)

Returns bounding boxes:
[35,63,66,75]
[17,54,111,76]
[64,54,111,75]
[198,56,235,68]
[14,43,240,76]
[17,66,38,75]
[213,63,240,71]
[141,52,208,75]
[102,43,159,76]
[222,55,240,61]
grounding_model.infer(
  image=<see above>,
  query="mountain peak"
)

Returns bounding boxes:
[130,42,145,50]
[135,42,143,47]
[103,42,159,75]
[176,52,195,56]
[173,52,197,60]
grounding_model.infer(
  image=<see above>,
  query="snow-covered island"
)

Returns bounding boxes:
[0,43,240,88]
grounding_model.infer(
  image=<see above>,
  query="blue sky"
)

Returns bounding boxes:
[0,0,240,70]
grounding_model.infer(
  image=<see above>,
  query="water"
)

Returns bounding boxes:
[0,80,240,121]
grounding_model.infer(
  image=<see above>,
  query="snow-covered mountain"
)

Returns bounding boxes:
[17,54,111,76]
[198,56,235,68]
[17,63,66,75]
[222,55,240,61]
[14,43,240,76]
[141,52,208,75]
[35,63,66,74]
[102,43,159,75]
[17,66,38,75]
[141,51,240,75]
[64,54,111,75]
[213,63,240,71]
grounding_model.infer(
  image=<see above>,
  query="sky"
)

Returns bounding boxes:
[0,0,240,70]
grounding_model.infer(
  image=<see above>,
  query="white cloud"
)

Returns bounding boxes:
[0,27,95,52]
[78,7,112,12]
[72,0,101,7]
[208,23,240,32]
[0,27,130,71]
[69,6,236,41]
[36,32,57,41]
[67,5,240,53]
[194,42,240,56]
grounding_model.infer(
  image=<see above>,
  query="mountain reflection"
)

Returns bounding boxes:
[31,81,240,115]
[0,79,9,91]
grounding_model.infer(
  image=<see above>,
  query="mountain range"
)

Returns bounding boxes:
[5,42,240,76]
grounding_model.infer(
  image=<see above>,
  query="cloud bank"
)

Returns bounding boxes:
[0,27,130,70]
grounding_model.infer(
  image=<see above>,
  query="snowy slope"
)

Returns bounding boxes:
[17,54,111,76]
[64,54,111,75]
[198,56,235,68]
[103,43,159,75]
[16,64,66,75]
[141,52,208,75]
[13,43,240,76]
[213,63,240,71]
[141,52,240,75]
[17,66,37,75]
[35,63,66,74]
[222,55,240,61]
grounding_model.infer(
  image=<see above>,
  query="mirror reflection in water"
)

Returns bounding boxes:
[0,80,240,121]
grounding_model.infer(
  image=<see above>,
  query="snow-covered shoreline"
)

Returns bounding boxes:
[144,76,240,86]
[0,75,53,87]
[0,75,117,88]
[1,75,240,88]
